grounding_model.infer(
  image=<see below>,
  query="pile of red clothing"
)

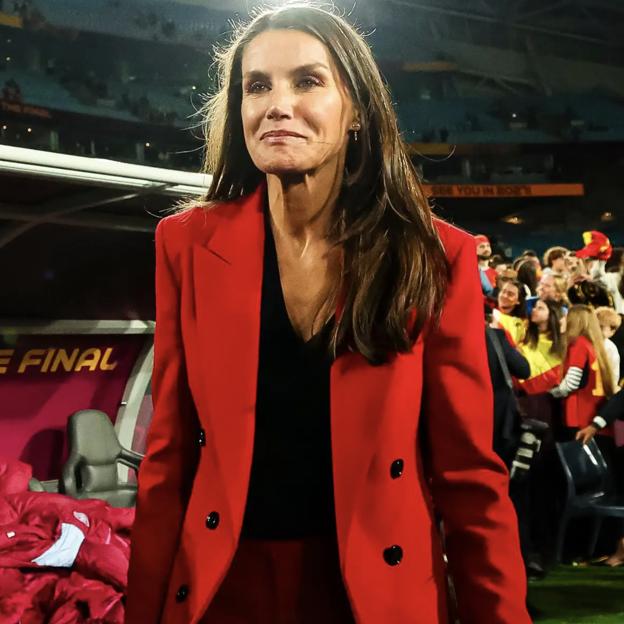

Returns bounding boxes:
[0,460,134,623]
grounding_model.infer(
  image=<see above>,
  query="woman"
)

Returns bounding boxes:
[550,305,615,438]
[533,272,569,308]
[518,299,565,396]
[125,6,528,624]
[493,278,527,346]
[553,305,619,565]
[515,300,565,568]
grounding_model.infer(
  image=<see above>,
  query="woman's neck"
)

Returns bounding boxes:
[266,167,342,253]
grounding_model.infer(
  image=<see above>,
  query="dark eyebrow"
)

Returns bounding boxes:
[242,69,269,82]
[292,62,330,74]
[242,63,330,80]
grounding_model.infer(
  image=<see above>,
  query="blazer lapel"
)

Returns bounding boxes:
[191,186,265,536]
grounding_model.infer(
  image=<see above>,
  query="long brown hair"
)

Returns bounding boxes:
[523,299,565,359]
[565,304,615,398]
[516,259,538,295]
[498,278,527,319]
[177,4,448,364]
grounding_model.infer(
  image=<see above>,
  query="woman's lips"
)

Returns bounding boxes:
[260,130,305,142]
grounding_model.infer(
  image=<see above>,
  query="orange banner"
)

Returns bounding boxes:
[0,99,53,119]
[423,183,584,198]
[0,12,23,28]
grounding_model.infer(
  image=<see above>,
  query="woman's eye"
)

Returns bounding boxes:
[246,81,269,93]
[297,76,321,89]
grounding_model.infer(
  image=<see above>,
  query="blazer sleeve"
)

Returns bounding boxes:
[422,232,530,624]
[125,217,200,624]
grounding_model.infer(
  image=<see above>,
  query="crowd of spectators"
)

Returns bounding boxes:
[116,91,180,125]
[3,58,185,125]
[477,229,624,601]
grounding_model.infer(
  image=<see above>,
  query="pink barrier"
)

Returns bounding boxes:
[0,333,146,480]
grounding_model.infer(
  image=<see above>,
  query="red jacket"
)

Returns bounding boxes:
[562,335,610,434]
[125,186,529,624]
[0,460,131,623]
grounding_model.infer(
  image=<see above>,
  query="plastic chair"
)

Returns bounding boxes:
[555,439,624,562]
[60,409,144,507]
[28,478,45,492]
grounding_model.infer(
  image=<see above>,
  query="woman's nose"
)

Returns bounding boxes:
[266,104,292,120]
[265,85,294,120]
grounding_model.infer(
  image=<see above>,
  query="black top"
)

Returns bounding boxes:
[485,327,530,465]
[598,387,624,427]
[485,327,531,389]
[240,204,336,539]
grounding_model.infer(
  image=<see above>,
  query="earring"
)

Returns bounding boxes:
[351,121,361,142]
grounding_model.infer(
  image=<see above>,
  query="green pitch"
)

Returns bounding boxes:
[528,565,624,623]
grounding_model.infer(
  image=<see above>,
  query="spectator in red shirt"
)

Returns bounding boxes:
[549,304,616,439]
[475,234,497,293]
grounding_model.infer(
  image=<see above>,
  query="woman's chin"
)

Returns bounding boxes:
[260,161,310,177]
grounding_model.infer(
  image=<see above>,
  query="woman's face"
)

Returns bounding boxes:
[240,29,354,177]
[531,300,549,326]
[536,274,555,301]
[498,283,520,313]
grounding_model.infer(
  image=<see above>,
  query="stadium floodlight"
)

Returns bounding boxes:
[267,0,311,6]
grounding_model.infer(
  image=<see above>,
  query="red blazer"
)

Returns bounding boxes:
[125,185,529,624]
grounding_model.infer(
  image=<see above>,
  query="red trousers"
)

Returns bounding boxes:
[201,536,355,624]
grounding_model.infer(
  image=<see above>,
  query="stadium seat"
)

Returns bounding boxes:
[555,439,624,562]
[60,409,144,508]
